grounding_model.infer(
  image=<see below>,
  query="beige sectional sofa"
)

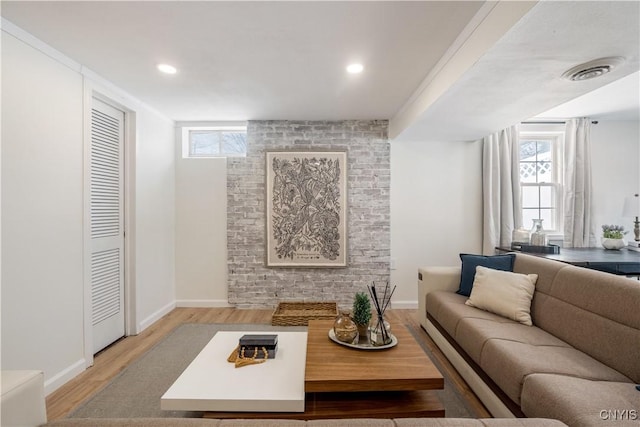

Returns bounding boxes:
[42,418,566,427]
[418,252,640,427]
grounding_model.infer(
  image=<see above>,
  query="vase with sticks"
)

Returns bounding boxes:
[367,281,396,346]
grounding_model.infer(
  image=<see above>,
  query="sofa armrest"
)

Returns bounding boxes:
[1,370,47,427]
[417,267,461,330]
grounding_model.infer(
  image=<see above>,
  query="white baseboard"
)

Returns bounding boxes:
[138,301,176,333]
[390,300,418,309]
[176,299,233,308]
[44,358,86,396]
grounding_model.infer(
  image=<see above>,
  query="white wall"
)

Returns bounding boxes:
[1,27,176,393]
[174,130,228,307]
[134,111,177,329]
[390,139,483,306]
[171,133,484,309]
[1,32,85,391]
[591,120,640,237]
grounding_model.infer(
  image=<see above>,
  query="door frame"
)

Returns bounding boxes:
[82,81,138,367]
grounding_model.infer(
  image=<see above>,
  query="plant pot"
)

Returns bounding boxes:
[602,238,626,250]
[356,323,369,345]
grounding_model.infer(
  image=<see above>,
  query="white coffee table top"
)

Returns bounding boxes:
[161,331,307,412]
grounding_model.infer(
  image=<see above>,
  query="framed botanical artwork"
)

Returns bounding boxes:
[265,150,348,267]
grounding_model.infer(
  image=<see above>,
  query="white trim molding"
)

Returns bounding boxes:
[44,359,86,396]
[389,300,418,310]
[176,299,234,308]
[138,301,176,333]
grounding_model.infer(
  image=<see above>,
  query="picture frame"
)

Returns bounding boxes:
[265,150,348,267]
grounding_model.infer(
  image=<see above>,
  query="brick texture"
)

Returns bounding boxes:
[227,120,390,308]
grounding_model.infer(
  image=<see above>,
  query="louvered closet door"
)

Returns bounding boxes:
[90,99,125,354]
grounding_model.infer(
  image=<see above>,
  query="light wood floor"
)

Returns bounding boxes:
[45,308,490,420]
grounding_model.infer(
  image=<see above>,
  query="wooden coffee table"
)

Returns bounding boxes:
[304,319,444,418]
[204,319,444,419]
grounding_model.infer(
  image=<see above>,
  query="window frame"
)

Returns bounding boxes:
[180,125,247,158]
[518,131,564,236]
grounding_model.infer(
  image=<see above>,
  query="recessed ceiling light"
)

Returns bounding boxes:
[157,63,177,74]
[562,57,624,81]
[346,63,364,74]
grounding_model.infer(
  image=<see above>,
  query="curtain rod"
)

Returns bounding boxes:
[521,120,599,125]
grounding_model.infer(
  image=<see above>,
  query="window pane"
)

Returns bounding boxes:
[222,132,247,155]
[190,131,220,155]
[535,140,551,159]
[540,186,555,208]
[520,163,537,183]
[520,133,562,234]
[537,162,553,183]
[540,209,554,229]
[523,209,540,230]
[522,186,540,208]
[520,141,538,161]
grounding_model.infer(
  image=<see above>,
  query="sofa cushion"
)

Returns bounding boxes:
[455,318,570,366]
[513,253,640,383]
[394,419,567,426]
[43,419,569,427]
[307,420,394,427]
[457,254,515,297]
[43,420,223,427]
[531,265,640,384]
[521,373,640,427]
[512,252,565,295]
[465,267,537,326]
[480,339,632,404]
[426,291,512,340]
[221,420,307,427]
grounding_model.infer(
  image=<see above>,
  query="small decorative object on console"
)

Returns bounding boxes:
[601,224,627,250]
[519,243,561,254]
[622,194,639,242]
[511,227,531,250]
[530,219,548,246]
[627,240,640,252]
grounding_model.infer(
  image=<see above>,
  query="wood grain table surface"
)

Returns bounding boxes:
[305,319,444,393]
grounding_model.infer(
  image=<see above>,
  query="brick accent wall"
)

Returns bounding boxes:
[227,120,390,308]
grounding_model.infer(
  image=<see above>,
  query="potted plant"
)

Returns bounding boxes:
[352,292,372,344]
[601,224,628,250]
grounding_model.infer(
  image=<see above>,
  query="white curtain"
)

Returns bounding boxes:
[564,118,596,247]
[482,125,522,255]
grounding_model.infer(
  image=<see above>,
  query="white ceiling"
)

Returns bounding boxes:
[395,0,640,141]
[0,1,483,121]
[2,1,639,142]
[535,70,640,122]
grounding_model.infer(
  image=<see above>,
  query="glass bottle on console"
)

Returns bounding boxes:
[530,219,548,246]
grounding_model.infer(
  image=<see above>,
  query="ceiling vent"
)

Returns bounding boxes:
[562,57,625,81]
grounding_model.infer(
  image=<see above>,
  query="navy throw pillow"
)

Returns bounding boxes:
[457,253,516,297]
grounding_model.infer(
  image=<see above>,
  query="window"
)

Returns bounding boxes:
[519,132,563,234]
[181,126,247,158]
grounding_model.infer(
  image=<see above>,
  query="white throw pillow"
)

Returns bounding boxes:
[465,266,538,326]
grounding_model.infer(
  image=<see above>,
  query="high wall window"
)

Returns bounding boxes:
[519,132,564,234]
[181,126,247,158]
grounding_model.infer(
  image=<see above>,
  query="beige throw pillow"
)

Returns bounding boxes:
[465,266,538,326]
